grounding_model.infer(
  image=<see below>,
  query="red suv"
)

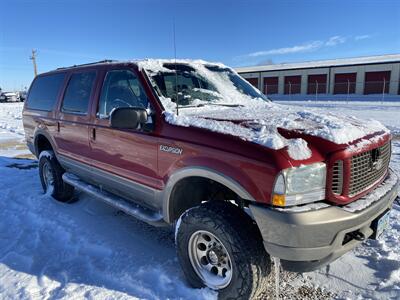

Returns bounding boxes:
[23,59,399,299]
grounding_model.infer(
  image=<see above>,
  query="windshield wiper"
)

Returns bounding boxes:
[201,103,244,107]
[178,103,244,109]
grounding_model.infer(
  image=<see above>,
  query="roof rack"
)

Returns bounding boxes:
[56,59,117,70]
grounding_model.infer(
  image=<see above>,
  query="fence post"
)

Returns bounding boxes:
[382,78,386,104]
[265,83,268,96]
[289,82,292,100]
[315,80,318,101]
[346,79,350,104]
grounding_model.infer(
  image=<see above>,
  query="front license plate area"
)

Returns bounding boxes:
[371,210,390,240]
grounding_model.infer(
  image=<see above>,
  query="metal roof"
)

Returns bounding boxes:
[235,54,400,73]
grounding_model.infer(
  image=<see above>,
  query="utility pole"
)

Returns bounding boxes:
[30,49,38,77]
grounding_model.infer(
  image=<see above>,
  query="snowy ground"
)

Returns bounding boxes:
[0,102,399,299]
[276,100,400,137]
[0,103,31,158]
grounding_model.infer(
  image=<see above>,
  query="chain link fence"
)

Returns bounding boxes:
[263,80,400,102]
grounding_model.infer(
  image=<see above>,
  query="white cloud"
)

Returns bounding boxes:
[355,34,371,41]
[243,35,349,59]
[325,35,346,46]
[247,41,323,57]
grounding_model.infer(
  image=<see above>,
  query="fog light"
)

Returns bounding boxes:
[272,194,285,206]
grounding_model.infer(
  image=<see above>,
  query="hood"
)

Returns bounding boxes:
[3,92,17,97]
[163,102,389,161]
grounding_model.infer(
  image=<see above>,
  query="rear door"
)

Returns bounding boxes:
[54,70,97,165]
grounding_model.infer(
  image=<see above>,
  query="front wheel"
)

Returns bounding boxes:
[38,150,74,202]
[176,201,271,299]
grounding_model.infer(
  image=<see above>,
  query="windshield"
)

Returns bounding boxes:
[144,62,269,110]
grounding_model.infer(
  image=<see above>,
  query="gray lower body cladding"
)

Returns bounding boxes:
[249,170,399,272]
[57,155,163,211]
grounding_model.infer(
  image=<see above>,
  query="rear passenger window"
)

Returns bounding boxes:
[62,72,96,114]
[26,73,65,111]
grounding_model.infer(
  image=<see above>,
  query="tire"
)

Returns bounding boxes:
[38,150,75,202]
[176,201,271,300]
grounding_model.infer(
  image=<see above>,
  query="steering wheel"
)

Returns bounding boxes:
[106,98,133,115]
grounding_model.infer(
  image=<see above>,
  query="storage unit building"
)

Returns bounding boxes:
[236,54,400,100]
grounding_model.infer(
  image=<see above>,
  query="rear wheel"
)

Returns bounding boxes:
[38,150,74,202]
[176,201,271,299]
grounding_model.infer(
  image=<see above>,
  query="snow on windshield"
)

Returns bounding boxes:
[138,59,267,109]
[137,59,389,161]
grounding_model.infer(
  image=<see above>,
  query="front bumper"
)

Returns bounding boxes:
[249,170,399,272]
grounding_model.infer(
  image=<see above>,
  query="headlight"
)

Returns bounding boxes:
[272,162,326,207]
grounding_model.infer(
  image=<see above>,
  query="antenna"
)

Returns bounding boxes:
[173,20,179,116]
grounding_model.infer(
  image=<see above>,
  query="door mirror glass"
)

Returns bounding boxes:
[110,107,148,129]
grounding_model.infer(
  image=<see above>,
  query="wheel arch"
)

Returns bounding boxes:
[162,167,256,223]
[33,130,57,158]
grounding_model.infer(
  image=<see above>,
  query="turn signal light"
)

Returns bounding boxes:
[272,194,285,206]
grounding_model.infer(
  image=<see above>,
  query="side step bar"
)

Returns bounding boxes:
[62,173,165,226]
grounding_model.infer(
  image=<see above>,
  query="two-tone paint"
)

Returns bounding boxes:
[23,61,391,224]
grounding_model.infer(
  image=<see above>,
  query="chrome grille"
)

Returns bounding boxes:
[349,142,391,196]
[332,160,343,195]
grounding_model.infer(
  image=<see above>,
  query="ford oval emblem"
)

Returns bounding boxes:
[374,158,383,171]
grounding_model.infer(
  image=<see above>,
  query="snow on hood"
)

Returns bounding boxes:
[138,59,389,160]
[164,103,388,160]
[164,109,313,160]
[189,102,389,145]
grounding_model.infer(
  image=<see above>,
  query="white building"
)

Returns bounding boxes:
[236,54,400,100]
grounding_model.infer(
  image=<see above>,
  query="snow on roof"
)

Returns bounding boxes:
[54,58,229,73]
[235,54,400,73]
[135,58,230,72]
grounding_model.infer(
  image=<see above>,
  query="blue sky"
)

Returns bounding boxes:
[1,0,399,90]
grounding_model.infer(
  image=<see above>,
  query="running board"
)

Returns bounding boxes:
[62,173,165,226]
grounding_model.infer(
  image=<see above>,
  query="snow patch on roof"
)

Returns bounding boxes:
[136,58,228,74]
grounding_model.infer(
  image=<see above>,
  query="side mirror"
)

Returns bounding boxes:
[110,107,148,129]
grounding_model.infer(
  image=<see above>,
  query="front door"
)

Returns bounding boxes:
[88,68,160,208]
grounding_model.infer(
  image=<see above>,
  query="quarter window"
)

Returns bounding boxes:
[62,72,96,114]
[98,70,149,118]
[26,73,65,111]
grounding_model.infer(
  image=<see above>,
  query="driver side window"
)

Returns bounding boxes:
[98,69,149,118]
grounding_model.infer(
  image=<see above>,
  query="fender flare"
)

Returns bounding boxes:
[162,166,256,223]
[33,129,58,158]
